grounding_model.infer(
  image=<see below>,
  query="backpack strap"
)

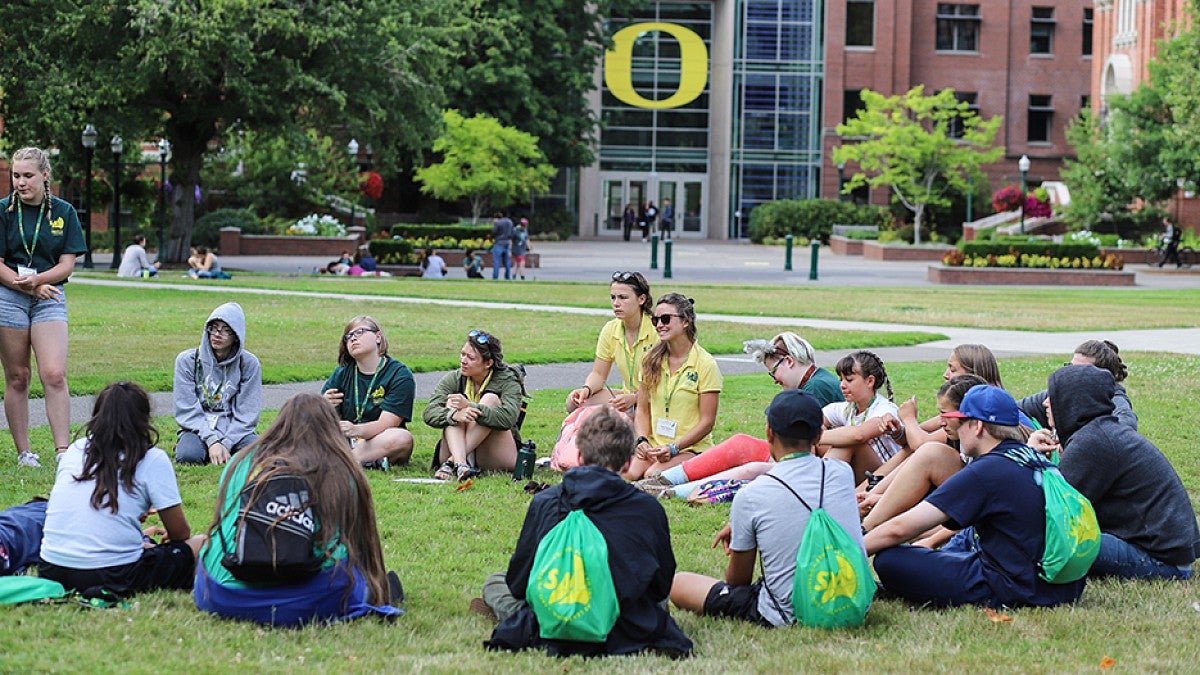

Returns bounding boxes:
[761,459,825,511]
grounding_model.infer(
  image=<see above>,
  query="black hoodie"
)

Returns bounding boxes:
[486,465,692,657]
[1050,365,1200,567]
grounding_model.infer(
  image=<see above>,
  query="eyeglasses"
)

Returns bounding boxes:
[611,271,636,282]
[468,329,490,345]
[206,324,234,337]
[650,314,681,326]
[343,327,378,342]
[769,357,786,378]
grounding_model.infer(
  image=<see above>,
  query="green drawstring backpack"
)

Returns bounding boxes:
[996,444,1100,584]
[527,510,620,643]
[0,576,68,605]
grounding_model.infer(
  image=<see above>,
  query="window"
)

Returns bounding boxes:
[1082,8,1094,56]
[842,89,864,124]
[1030,7,1055,54]
[1028,95,1054,143]
[846,0,874,47]
[936,4,980,52]
[948,92,979,139]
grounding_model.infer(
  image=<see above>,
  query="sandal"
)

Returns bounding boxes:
[434,459,457,481]
[456,463,481,482]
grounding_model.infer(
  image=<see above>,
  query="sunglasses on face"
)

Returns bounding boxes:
[206,324,234,337]
[650,313,682,326]
[343,327,378,342]
[468,329,490,345]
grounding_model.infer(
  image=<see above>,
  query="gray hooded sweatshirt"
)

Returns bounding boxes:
[173,302,262,448]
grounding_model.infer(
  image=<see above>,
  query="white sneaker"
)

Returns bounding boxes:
[16,451,41,468]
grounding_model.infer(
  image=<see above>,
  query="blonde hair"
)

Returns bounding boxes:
[7,147,52,215]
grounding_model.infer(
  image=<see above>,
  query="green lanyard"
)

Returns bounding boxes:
[353,357,386,423]
[846,395,879,426]
[622,331,642,391]
[778,451,811,462]
[661,364,690,416]
[16,201,45,262]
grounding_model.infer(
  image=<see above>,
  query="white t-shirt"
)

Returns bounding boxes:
[422,254,447,278]
[40,439,183,569]
[729,455,863,626]
[823,395,902,462]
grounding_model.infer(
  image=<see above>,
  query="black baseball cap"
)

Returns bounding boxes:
[765,389,824,441]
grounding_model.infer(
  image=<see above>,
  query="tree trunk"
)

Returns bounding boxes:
[912,204,925,245]
[163,122,214,262]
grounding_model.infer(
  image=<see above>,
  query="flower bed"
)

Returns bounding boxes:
[928,266,1136,286]
[219,226,365,256]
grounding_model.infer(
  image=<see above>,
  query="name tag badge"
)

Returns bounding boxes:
[17,265,36,278]
[206,414,219,430]
[656,417,677,439]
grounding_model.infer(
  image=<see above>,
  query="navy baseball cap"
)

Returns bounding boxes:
[940,384,1020,426]
[765,389,825,440]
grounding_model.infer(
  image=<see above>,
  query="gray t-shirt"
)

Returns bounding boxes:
[729,454,864,626]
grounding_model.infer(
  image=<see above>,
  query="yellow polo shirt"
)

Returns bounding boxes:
[594,316,657,392]
[646,343,723,451]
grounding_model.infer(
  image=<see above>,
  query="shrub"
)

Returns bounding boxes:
[368,239,417,264]
[288,214,346,237]
[842,228,880,241]
[390,223,495,241]
[992,185,1023,213]
[748,199,888,244]
[525,204,574,241]
[960,241,1100,259]
[192,208,264,248]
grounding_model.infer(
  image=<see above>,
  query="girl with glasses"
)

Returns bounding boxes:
[424,330,526,482]
[321,316,415,470]
[628,294,722,481]
[173,303,262,465]
[0,147,87,468]
[565,271,655,414]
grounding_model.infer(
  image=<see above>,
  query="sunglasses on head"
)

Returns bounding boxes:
[468,329,490,345]
[611,271,639,283]
[650,313,682,326]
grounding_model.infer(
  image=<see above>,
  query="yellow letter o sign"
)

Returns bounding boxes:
[605,22,708,109]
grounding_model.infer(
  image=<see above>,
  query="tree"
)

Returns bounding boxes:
[1150,2,1200,187]
[0,0,457,261]
[414,110,556,223]
[834,86,1003,244]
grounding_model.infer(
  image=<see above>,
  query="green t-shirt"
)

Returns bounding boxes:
[322,356,414,424]
[802,367,845,408]
[0,196,87,274]
[201,450,346,588]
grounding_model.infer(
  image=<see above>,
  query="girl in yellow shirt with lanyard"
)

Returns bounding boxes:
[566,271,655,414]
[628,293,722,481]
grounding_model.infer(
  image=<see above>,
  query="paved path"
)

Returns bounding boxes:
[10,272,1198,430]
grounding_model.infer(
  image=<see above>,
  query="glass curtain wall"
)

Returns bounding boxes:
[730,0,824,237]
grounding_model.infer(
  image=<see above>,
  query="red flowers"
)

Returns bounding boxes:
[359,171,383,200]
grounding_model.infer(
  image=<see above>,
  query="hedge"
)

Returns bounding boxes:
[959,241,1100,259]
[389,223,494,240]
[193,208,265,248]
[367,239,416,264]
[748,199,889,244]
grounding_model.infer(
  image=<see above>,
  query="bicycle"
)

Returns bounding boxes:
[1149,242,1195,268]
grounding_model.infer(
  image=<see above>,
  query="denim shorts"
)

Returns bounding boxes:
[0,284,68,328]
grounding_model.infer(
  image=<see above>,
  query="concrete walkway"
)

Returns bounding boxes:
[9,271,1199,430]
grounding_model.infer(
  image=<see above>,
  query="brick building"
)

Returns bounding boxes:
[822,0,1095,205]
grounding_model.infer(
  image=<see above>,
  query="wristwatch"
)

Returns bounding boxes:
[668,443,679,457]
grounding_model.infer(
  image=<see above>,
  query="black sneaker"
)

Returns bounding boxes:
[361,458,389,471]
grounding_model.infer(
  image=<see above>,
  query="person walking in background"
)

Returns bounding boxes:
[491,212,513,280]
[660,198,674,240]
[644,201,659,240]
[512,218,531,280]
[1158,217,1182,268]
[117,234,161,278]
[636,202,649,242]
[621,204,636,242]
[0,146,87,468]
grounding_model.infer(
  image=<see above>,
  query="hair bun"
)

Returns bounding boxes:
[687,297,695,306]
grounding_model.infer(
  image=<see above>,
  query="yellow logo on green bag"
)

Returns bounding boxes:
[813,551,859,604]
[1069,493,1100,547]
[539,549,591,620]
[50,216,65,236]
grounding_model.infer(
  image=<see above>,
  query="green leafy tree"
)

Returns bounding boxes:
[834,86,1003,244]
[1152,1,1200,187]
[0,0,456,261]
[414,109,556,223]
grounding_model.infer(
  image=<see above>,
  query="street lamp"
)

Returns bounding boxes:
[836,162,847,202]
[80,124,98,269]
[347,139,359,227]
[157,139,170,263]
[1177,177,1187,226]
[109,135,123,269]
[1018,154,1031,235]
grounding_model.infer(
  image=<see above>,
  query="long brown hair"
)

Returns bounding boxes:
[640,293,697,390]
[952,344,1003,388]
[210,393,389,604]
[76,382,159,514]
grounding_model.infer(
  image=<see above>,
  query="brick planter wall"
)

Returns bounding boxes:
[220,226,366,256]
[829,235,866,256]
[928,266,1136,286]
[1101,247,1157,265]
[430,249,539,268]
[863,240,956,261]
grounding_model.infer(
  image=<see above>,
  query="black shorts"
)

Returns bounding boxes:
[703,578,773,627]
[39,541,196,599]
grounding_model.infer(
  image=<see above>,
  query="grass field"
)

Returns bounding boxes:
[78,271,1200,331]
[2,351,1199,672]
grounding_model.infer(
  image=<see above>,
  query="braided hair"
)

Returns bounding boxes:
[7,147,52,219]
[835,350,894,401]
[640,293,697,391]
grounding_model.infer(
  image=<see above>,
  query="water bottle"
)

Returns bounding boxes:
[513,440,536,481]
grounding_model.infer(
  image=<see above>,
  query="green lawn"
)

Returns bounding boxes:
[2,353,1198,671]
[58,284,941,396]
[79,271,1200,331]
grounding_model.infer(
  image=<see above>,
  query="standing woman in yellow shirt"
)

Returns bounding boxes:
[565,271,655,414]
[628,293,722,480]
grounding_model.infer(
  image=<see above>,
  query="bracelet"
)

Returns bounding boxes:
[889,423,906,442]
[636,436,649,446]
[668,443,679,457]
[581,385,595,396]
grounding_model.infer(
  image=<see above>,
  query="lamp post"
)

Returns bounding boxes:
[347,138,359,228]
[157,138,170,264]
[836,162,847,202]
[966,174,974,224]
[1018,154,1030,235]
[109,135,123,269]
[1177,177,1187,227]
[80,124,97,269]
